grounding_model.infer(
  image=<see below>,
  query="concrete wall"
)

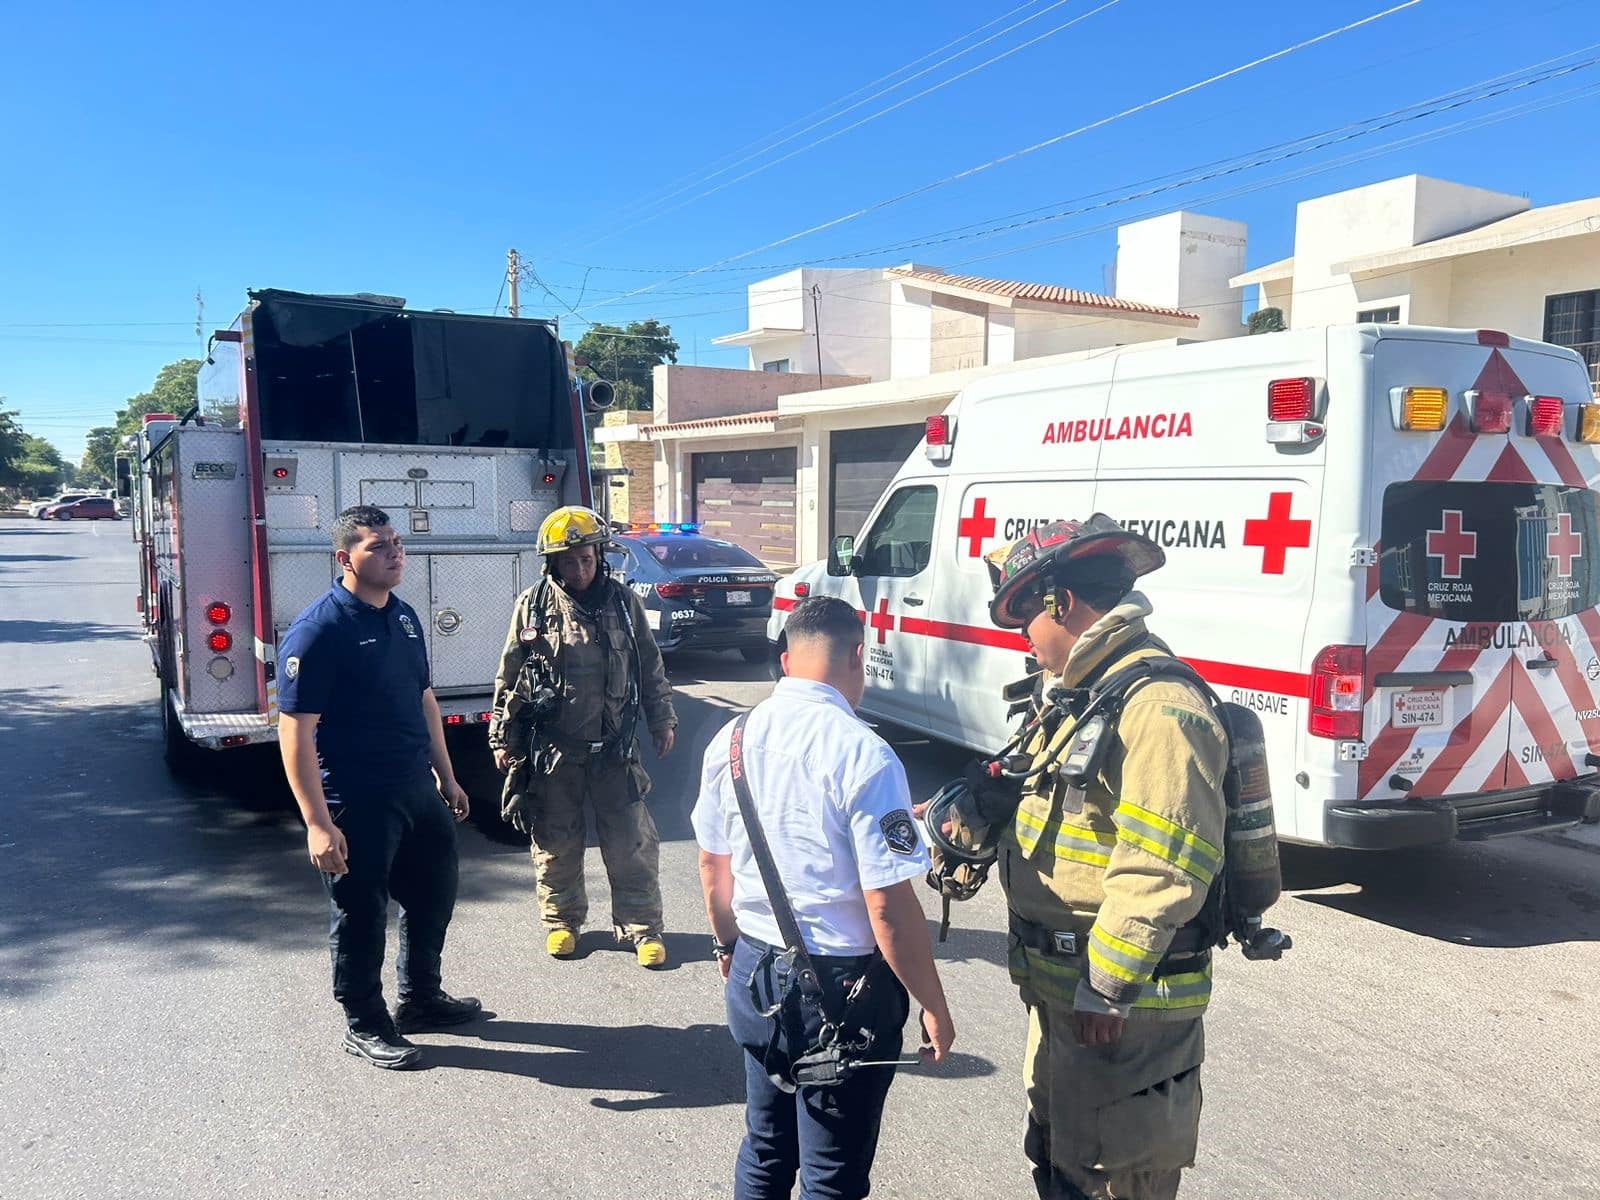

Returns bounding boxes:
[1116,210,1247,341]
[1011,310,1186,359]
[653,364,868,424]
[738,267,893,379]
[1289,175,1526,327]
[1444,233,1600,341]
[599,411,655,526]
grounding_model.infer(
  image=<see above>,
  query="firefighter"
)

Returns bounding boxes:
[977,516,1228,1200]
[489,505,678,967]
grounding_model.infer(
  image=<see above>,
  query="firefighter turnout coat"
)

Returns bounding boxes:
[1001,593,1228,1020]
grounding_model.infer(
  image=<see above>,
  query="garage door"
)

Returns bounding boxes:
[691,448,797,567]
[829,423,926,543]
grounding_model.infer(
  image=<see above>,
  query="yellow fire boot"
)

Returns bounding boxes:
[546,928,577,958]
[635,936,667,969]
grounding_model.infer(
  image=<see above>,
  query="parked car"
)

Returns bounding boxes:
[45,496,119,520]
[30,491,94,518]
[607,524,778,660]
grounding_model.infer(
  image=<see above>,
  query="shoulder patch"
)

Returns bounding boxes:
[879,810,920,856]
[284,656,300,681]
[1161,704,1217,734]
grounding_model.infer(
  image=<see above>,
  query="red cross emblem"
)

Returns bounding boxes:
[1425,510,1477,580]
[1243,491,1312,575]
[1548,513,1583,578]
[869,598,895,644]
[958,496,997,558]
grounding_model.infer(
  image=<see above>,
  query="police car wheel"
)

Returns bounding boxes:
[739,643,766,664]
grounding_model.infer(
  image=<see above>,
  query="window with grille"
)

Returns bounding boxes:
[1357,306,1400,324]
[1543,290,1600,368]
[762,359,790,373]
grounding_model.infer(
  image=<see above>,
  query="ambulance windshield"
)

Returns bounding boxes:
[1379,482,1600,622]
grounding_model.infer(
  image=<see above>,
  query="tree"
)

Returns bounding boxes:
[115,358,201,437]
[0,418,73,497]
[1248,307,1286,335]
[573,320,678,411]
[80,426,120,486]
[0,404,23,477]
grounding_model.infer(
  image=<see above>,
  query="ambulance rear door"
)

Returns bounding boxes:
[1362,330,1600,805]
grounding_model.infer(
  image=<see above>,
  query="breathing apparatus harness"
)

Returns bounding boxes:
[728,713,917,1091]
[924,638,1292,962]
[514,559,645,770]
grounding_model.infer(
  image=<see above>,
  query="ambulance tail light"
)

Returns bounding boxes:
[793,582,810,598]
[1308,644,1365,740]
[1392,387,1448,432]
[925,414,955,464]
[1464,390,1512,434]
[1526,395,1566,438]
[1265,377,1325,446]
[1577,403,1600,443]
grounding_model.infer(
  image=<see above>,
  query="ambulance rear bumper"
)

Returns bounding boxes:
[1327,778,1600,850]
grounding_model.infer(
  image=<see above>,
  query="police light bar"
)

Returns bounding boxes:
[925,414,955,464]
[1526,395,1566,438]
[1464,390,1512,434]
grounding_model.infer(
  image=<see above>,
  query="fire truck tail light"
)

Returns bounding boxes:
[272,467,289,479]
[1466,390,1512,434]
[1309,644,1365,741]
[1577,404,1600,443]
[1527,395,1566,438]
[445,714,464,726]
[478,711,493,723]
[1267,378,1315,422]
[207,630,233,653]
[206,601,231,625]
[1396,387,1448,431]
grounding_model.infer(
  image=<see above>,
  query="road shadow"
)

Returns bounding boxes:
[664,650,772,689]
[0,687,541,999]
[0,618,141,643]
[0,554,75,564]
[1283,835,1600,948]
[424,1015,995,1098]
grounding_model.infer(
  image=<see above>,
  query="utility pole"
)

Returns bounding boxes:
[507,248,520,318]
[810,284,823,385]
[194,288,204,340]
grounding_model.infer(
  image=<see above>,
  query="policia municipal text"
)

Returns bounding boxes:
[489,506,678,967]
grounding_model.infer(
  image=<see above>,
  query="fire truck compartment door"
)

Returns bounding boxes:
[339,451,499,539]
[428,554,520,691]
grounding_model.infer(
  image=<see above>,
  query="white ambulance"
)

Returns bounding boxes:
[768,324,1600,848]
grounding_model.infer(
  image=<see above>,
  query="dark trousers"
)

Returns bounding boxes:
[724,935,910,1200]
[319,777,459,1031]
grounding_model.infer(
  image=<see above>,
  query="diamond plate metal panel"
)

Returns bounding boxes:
[171,427,258,715]
[339,451,499,539]
[391,553,434,666]
[420,480,474,507]
[269,552,336,638]
[361,479,418,508]
[173,694,276,748]
[266,493,321,529]
[262,444,339,548]
[510,500,546,532]
[428,554,521,691]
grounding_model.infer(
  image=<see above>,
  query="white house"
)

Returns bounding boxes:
[599,210,1247,568]
[1232,174,1600,373]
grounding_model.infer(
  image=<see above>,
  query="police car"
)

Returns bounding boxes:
[608,524,778,661]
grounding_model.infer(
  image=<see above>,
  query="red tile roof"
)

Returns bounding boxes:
[642,410,782,437]
[890,269,1198,322]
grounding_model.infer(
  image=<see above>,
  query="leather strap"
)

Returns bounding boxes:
[728,712,833,1015]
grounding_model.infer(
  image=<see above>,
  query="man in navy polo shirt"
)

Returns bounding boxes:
[277,504,481,1069]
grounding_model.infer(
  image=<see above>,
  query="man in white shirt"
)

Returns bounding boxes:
[694,596,955,1200]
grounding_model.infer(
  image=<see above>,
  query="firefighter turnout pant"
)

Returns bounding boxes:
[529,756,663,941]
[1023,990,1203,1200]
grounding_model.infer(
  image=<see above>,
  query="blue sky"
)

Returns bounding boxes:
[3,0,1597,461]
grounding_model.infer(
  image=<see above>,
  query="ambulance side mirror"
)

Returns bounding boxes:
[829,535,857,577]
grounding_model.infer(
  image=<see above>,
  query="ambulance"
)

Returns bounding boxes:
[767,324,1600,848]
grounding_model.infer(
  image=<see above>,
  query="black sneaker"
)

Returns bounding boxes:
[342,1025,423,1070]
[393,991,483,1033]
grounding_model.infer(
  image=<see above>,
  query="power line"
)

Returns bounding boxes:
[578,0,1122,251]
[576,1,1422,316]
[551,0,1057,251]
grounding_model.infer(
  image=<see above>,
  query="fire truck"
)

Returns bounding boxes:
[122,288,609,785]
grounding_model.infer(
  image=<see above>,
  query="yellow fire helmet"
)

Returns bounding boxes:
[537,505,612,556]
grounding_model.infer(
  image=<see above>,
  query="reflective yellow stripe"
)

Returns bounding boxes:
[1132,966,1212,1010]
[1114,803,1221,885]
[1087,942,1143,983]
[1017,806,1115,867]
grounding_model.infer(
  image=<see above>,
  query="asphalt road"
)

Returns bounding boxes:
[2,520,1598,1199]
